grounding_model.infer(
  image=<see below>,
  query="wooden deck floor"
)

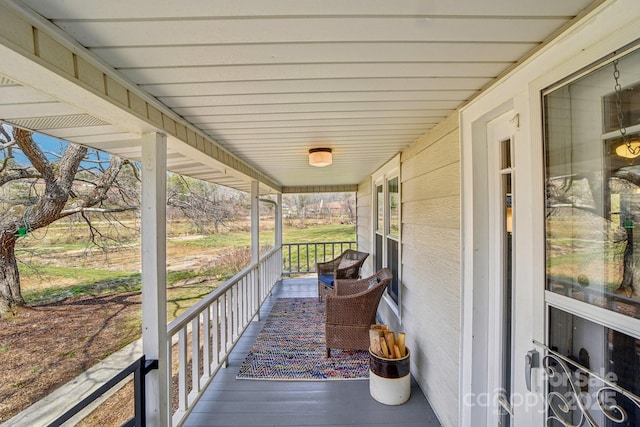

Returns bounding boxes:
[183,277,442,427]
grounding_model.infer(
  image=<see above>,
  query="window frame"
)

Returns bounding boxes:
[372,155,401,316]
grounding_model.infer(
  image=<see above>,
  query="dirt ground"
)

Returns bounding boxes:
[0,240,228,425]
[0,292,142,423]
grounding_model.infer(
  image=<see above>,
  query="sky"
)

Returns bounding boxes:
[2,125,111,170]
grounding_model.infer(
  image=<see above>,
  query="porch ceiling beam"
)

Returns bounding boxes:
[281,184,358,194]
[0,1,281,193]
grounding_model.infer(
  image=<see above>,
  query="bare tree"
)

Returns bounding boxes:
[547,171,639,299]
[167,175,243,234]
[340,192,355,223]
[293,194,309,226]
[0,126,134,316]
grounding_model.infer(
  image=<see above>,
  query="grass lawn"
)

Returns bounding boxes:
[1,222,356,423]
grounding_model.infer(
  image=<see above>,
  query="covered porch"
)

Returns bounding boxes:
[182,276,440,427]
[3,1,640,426]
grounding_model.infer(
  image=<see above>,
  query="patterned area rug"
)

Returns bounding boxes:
[237,298,369,380]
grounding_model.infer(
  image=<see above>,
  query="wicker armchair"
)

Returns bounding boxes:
[317,249,369,301]
[325,268,392,357]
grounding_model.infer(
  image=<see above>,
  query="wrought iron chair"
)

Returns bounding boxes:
[316,249,369,301]
[325,268,392,357]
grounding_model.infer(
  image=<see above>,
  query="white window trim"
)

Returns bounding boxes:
[372,154,401,319]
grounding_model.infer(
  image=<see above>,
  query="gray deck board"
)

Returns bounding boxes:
[183,277,442,427]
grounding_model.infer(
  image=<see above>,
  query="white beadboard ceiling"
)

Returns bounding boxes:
[0,0,599,193]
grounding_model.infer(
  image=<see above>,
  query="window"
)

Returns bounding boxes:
[544,51,640,319]
[543,46,640,426]
[375,184,384,272]
[373,156,400,307]
[389,177,399,239]
[387,177,399,302]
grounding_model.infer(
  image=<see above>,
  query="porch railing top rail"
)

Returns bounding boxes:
[167,246,280,335]
[47,356,156,427]
[43,242,369,426]
[169,246,282,426]
[282,241,357,275]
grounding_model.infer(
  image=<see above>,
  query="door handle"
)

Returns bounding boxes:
[525,349,539,392]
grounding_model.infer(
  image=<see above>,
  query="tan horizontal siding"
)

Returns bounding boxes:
[399,111,461,427]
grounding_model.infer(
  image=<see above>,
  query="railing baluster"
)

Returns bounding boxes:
[280,241,357,275]
[48,248,282,427]
[178,327,188,412]
[203,305,211,379]
[233,286,239,339]
[191,317,200,398]
[240,276,245,329]
[227,288,233,343]
[212,300,219,366]
[219,293,227,354]
[227,289,234,349]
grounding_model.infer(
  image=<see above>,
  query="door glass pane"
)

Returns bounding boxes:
[547,307,640,426]
[544,48,640,319]
[502,138,512,169]
[501,172,513,427]
[388,177,399,239]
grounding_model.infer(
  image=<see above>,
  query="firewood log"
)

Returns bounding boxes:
[369,329,383,356]
[397,332,406,357]
[385,331,395,356]
[380,338,390,358]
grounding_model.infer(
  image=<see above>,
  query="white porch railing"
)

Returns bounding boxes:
[167,246,282,426]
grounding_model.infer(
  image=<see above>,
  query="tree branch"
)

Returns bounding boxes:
[13,128,54,181]
[0,171,41,187]
[59,206,137,216]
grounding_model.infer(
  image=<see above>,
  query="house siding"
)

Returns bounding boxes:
[358,112,461,427]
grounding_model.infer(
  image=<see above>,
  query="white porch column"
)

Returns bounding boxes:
[250,181,261,320]
[251,181,260,263]
[141,132,169,425]
[275,193,283,249]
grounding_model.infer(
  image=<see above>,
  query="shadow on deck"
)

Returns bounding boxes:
[183,277,442,427]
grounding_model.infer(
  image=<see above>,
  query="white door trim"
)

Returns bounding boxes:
[486,112,517,426]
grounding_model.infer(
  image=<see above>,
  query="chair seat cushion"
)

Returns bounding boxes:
[318,274,335,287]
[368,277,380,288]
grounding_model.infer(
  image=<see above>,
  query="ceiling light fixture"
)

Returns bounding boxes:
[308,148,332,167]
[612,60,640,161]
[616,140,640,159]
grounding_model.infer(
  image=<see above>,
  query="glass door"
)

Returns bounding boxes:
[543,44,640,426]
